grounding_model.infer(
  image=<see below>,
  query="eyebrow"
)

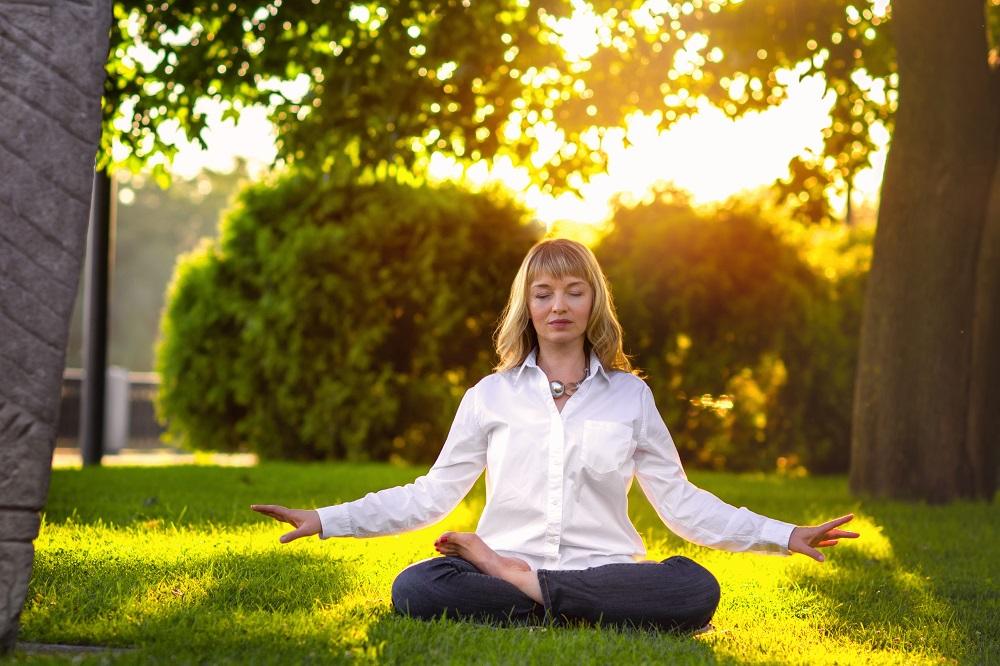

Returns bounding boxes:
[531,280,587,289]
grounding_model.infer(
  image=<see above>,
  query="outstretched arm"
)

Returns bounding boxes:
[635,384,859,557]
[251,386,487,542]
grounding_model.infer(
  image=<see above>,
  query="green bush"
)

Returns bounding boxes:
[156,172,539,461]
[597,199,868,473]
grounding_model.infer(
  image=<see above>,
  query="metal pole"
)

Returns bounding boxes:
[80,168,114,466]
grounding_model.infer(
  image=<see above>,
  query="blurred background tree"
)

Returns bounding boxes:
[104,1,999,499]
[599,195,868,474]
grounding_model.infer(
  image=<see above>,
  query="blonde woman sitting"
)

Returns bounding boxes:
[253,238,857,630]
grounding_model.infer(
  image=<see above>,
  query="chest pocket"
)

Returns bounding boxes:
[580,420,635,474]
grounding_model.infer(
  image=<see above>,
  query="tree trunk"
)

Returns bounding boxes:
[0,0,111,652]
[850,0,1000,502]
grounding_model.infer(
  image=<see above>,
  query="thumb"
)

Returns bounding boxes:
[801,545,825,562]
[279,527,308,544]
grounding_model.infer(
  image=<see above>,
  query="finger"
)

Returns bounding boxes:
[826,529,860,539]
[251,505,286,518]
[817,540,839,548]
[255,509,292,524]
[819,514,855,531]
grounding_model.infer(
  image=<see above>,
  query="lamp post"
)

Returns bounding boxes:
[80,168,115,466]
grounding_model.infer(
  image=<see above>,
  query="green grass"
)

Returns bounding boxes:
[10,463,999,665]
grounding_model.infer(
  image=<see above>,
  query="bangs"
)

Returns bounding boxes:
[525,241,592,285]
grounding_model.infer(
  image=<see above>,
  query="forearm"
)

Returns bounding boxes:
[317,472,476,538]
[641,479,795,554]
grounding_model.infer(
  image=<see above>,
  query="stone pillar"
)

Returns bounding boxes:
[0,0,111,653]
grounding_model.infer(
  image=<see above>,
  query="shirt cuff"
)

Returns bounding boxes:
[759,519,796,554]
[316,505,354,539]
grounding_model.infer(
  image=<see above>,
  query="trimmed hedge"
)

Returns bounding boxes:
[156,173,539,461]
[158,172,868,473]
[598,201,867,473]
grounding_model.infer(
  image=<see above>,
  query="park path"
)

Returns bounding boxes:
[51,447,257,468]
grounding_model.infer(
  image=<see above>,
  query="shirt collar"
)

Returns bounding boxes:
[513,347,610,385]
[589,348,611,383]
[512,348,539,385]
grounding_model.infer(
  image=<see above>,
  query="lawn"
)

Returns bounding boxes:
[12,462,999,664]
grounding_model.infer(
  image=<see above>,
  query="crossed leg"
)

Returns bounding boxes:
[434,532,543,603]
[397,530,721,631]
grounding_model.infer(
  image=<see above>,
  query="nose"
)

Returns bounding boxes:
[551,294,567,313]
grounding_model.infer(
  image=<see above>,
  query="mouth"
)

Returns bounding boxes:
[548,320,572,326]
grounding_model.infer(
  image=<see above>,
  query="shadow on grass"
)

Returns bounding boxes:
[23,548,352,652]
[789,498,999,664]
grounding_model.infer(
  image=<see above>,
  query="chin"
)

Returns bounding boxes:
[542,332,585,345]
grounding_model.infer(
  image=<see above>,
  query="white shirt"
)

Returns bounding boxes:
[318,349,796,570]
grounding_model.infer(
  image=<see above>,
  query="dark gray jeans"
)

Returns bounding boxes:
[391,555,720,631]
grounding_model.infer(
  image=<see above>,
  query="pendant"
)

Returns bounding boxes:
[550,380,566,398]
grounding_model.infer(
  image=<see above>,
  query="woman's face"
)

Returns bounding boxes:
[528,272,594,349]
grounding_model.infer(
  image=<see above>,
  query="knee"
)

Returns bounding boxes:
[662,556,721,626]
[391,559,450,620]
[391,562,430,619]
[698,564,721,617]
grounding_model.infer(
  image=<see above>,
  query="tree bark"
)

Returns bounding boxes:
[850,0,1000,502]
[0,0,111,652]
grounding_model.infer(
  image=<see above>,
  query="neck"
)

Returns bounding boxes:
[537,341,587,378]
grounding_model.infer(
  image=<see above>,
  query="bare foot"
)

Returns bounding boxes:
[433,532,542,603]
[434,532,530,573]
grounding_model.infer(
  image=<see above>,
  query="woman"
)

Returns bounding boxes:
[252,238,858,630]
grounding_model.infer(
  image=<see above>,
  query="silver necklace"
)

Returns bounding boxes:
[549,365,590,398]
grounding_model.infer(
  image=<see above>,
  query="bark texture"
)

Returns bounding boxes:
[0,0,111,652]
[850,0,1000,502]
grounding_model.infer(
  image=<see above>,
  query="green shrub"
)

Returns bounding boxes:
[156,172,539,461]
[597,199,868,473]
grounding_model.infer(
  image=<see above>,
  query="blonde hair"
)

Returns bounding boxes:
[494,238,634,373]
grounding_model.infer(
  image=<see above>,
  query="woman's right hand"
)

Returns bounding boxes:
[251,504,321,543]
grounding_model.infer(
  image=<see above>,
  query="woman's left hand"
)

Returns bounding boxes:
[788,513,860,562]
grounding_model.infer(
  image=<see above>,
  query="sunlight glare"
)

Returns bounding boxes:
[427,66,887,230]
[163,101,278,179]
[548,1,604,62]
[159,5,887,224]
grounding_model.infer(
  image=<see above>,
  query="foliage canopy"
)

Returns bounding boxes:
[104,1,1000,219]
